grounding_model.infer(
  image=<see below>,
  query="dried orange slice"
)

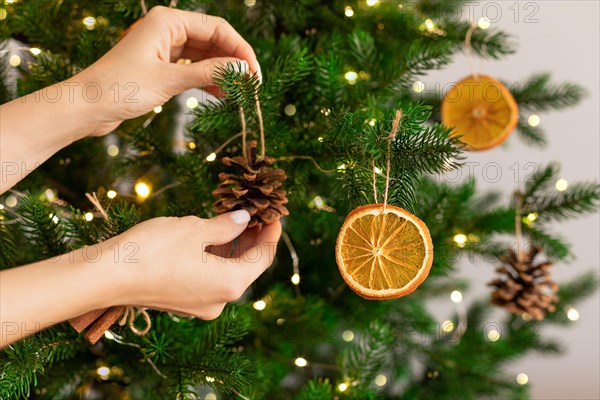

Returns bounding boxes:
[335,204,433,300]
[441,74,518,150]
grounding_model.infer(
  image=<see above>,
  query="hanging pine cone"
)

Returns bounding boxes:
[212,140,289,228]
[488,245,559,320]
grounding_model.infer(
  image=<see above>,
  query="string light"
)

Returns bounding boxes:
[8,54,21,67]
[344,6,354,17]
[338,383,348,392]
[187,142,197,150]
[205,393,217,400]
[134,181,151,199]
[342,330,354,342]
[374,166,381,174]
[555,179,568,191]
[442,320,454,333]
[244,0,256,6]
[153,106,162,113]
[29,47,41,56]
[284,104,297,116]
[52,215,59,224]
[450,290,463,303]
[344,71,358,85]
[567,307,579,321]
[276,318,285,325]
[107,144,119,157]
[5,195,18,208]
[318,136,324,142]
[44,189,55,201]
[526,212,538,222]
[0,204,4,210]
[368,118,377,127]
[205,376,215,383]
[186,96,199,109]
[107,190,117,199]
[84,212,94,222]
[291,273,300,285]
[516,373,529,385]
[412,80,425,93]
[0,8,7,21]
[528,114,540,127]
[424,19,435,31]
[374,374,387,387]
[366,0,379,6]
[206,152,217,162]
[294,357,308,367]
[96,366,110,380]
[487,329,501,342]
[337,163,346,171]
[453,233,467,247]
[477,17,491,30]
[253,300,266,311]
[83,16,96,30]
[320,108,331,116]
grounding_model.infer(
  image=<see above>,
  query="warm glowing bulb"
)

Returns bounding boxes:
[526,212,538,222]
[97,366,110,379]
[284,104,297,116]
[29,47,41,56]
[84,212,94,222]
[45,189,55,201]
[453,234,467,245]
[206,152,217,162]
[412,81,425,93]
[52,215,59,224]
[107,190,117,199]
[5,195,18,208]
[374,167,381,174]
[477,17,491,30]
[338,383,348,392]
[295,357,308,367]
[450,290,463,303]
[291,273,300,285]
[244,0,256,6]
[516,373,529,385]
[318,136,324,142]
[368,118,376,127]
[0,8,7,21]
[366,0,379,6]
[205,393,217,400]
[555,179,568,191]
[313,196,324,209]
[253,300,266,311]
[567,307,579,321]
[153,105,162,113]
[527,114,540,127]
[8,54,21,67]
[107,144,119,157]
[344,6,354,17]
[442,320,454,333]
[187,142,197,150]
[375,374,387,387]
[487,329,501,342]
[186,96,199,109]
[344,71,358,84]
[134,181,151,199]
[83,16,96,29]
[342,330,354,342]
[424,19,435,31]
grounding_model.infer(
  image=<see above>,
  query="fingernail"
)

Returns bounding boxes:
[229,209,250,224]
[256,64,263,85]
[229,60,249,75]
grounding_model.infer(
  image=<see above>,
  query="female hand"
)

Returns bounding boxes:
[77,6,261,136]
[107,210,280,319]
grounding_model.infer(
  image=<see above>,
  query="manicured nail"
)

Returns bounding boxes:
[229,209,250,224]
[229,60,249,75]
[256,64,263,85]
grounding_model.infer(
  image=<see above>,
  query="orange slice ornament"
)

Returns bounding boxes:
[442,74,519,151]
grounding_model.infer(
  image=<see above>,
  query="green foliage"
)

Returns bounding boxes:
[17,195,69,257]
[511,73,585,112]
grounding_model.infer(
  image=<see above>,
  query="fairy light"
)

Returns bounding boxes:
[84,212,94,222]
[291,273,300,285]
[516,373,529,385]
[294,357,308,367]
[344,6,354,17]
[83,16,96,30]
[412,80,425,93]
[8,55,21,67]
[321,108,331,116]
[366,0,379,6]
[153,106,162,113]
[368,118,377,127]
[313,196,324,209]
[206,152,217,162]
[244,0,256,6]
[318,136,324,142]
[374,166,381,174]
[450,290,463,303]
[44,189,55,201]
[5,195,17,208]
[205,376,215,383]
[29,47,41,56]
[0,204,4,210]
[424,19,435,31]
[526,212,538,222]
[342,330,354,342]
[477,17,491,30]
[0,8,7,21]
[344,71,358,85]
[52,215,59,224]
[442,320,454,333]
[107,144,119,157]
[187,142,197,150]
[134,181,151,199]
[338,383,348,392]
[107,190,117,199]
[528,114,540,127]
[205,393,217,400]
[567,307,580,321]
[375,374,387,387]
[487,329,501,342]
[96,366,110,379]
[284,104,297,116]
[453,233,467,247]
[186,96,199,109]
[337,163,346,171]
[555,179,568,191]
[253,300,266,311]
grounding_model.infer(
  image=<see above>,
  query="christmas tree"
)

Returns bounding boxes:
[1,1,599,399]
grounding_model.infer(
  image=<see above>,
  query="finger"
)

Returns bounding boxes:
[233,221,282,284]
[199,210,251,248]
[206,226,261,258]
[171,57,248,92]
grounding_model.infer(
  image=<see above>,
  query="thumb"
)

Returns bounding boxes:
[201,210,251,247]
[173,57,249,92]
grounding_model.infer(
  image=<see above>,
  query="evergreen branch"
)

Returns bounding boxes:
[528,182,600,222]
[200,307,251,349]
[443,21,516,59]
[516,117,547,147]
[523,163,559,198]
[524,226,572,262]
[63,207,101,247]
[295,379,334,400]
[17,195,69,257]
[103,201,141,238]
[315,53,344,104]
[0,211,19,270]
[347,30,378,72]
[545,271,599,325]
[182,349,254,394]
[511,73,585,111]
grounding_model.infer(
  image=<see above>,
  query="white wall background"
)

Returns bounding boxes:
[425,1,599,399]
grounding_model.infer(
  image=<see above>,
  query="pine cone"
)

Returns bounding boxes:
[212,140,289,228]
[488,245,559,320]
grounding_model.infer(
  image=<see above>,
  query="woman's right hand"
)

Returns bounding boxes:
[103,210,280,319]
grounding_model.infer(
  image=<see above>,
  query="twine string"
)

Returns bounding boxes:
[254,93,266,159]
[140,0,148,15]
[239,107,248,161]
[372,160,379,203]
[383,110,402,210]
[464,21,479,79]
